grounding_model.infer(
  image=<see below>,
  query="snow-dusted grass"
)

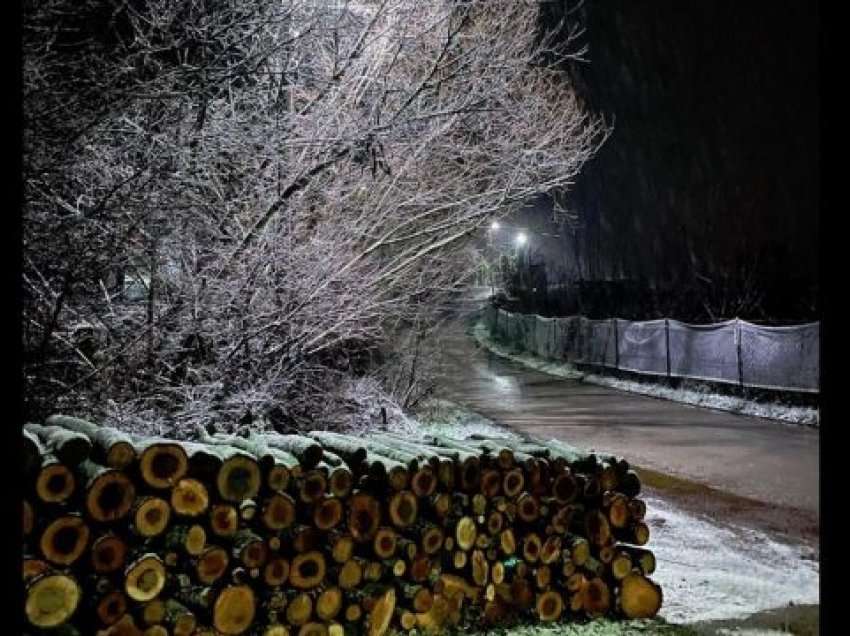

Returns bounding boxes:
[471,322,819,428]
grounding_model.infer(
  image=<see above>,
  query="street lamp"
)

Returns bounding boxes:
[490,221,500,231]
[515,232,527,246]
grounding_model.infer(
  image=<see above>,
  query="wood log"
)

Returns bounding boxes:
[163,600,197,636]
[388,490,418,529]
[46,416,137,469]
[348,493,381,543]
[136,599,165,627]
[93,588,128,627]
[35,453,76,504]
[502,468,525,498]
[455,516,477,552]
[24,556,50,580]
[372,527,398,560]
[260,494,296,533]
[313,496,344,531]
[618,573,662,618]
[133,438,189,489]
[124,553,166,602]
[25,422,92,466]
[499,528,516,556]
[327,465,354,499]
[214,447,262,503]
[618,470,641,498]
[170,478,210,517]
[165,524,207,556]
[614,521,650,546]
[264,557,290,586]
[297,469,328,504]
[79,460,136,522]
[194,545,230,585]
[253,434,324,469]
[316,587,344,621]
[618,546,656,575]
[522,533,542,564]
[516,493,540,523]
[582,577,611,617]
[420,524,445,556]
[25,570,82,628]
[209,504,239,538]
[610,551,633,580]
[178,442,225,483]
[91,533,127,573]
[535,590,563,622]
[291,551,327,589]
[330,532,355,564]
[367,587,395,636]
[307,432,367,467]
[566,535,590,566]
[131,496,171,538]
[213,585,256,634]
[603,491,631,528]
[286,591,314,626]
[233,529,269,569]
[584,509,612,547]
[39,514,90,566]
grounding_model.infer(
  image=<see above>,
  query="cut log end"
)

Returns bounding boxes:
[536,590,564,622]
[36,463,76,504]
[139,443,189,489]
[210,504,239,538]
[349,493,380,542]
[86,469,136,523]
[367,588,396,636]
[39,516,90,567]
[455,516,477,552]
[25,572,81,628]
[125,554,166,602]
[171,478,210,517]
[92,534,127,573]
[388,491,418,528]
[313,496,343,531]
[263,493,297,531]
[217,456,262,503]
[291,551,326,589]
[133,497,171,538]
[619,573,662,619]
[196,546,230,585]
[213,585,256,635]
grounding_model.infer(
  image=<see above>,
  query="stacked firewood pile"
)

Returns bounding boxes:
[23,415,662,635]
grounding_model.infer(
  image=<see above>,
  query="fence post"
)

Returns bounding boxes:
[613,318,619,369]
[736,318,744,388]
[665,318,671,378]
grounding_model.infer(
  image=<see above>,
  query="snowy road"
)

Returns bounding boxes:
[435,314,819,517]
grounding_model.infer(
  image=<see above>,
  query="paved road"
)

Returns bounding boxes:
[435,313,819,516]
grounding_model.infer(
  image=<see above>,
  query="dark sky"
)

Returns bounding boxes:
[518,1,819,320]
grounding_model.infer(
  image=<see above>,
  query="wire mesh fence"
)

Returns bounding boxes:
[484,306,819,393]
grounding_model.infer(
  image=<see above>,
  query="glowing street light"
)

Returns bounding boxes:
[490,221,500,231]
[515,232,527,246]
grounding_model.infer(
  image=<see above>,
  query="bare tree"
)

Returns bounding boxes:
[23,0,607,435]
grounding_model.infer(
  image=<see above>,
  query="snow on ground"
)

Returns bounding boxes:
[399,400,819,627]
[646,494,819,623]
[470,322,819,428]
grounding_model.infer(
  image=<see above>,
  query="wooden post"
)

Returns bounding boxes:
[664,319,671,378]
[736,318,744,388]
[613,318,619,370]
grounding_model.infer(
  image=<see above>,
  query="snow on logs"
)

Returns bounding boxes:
[22,417,663,634]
